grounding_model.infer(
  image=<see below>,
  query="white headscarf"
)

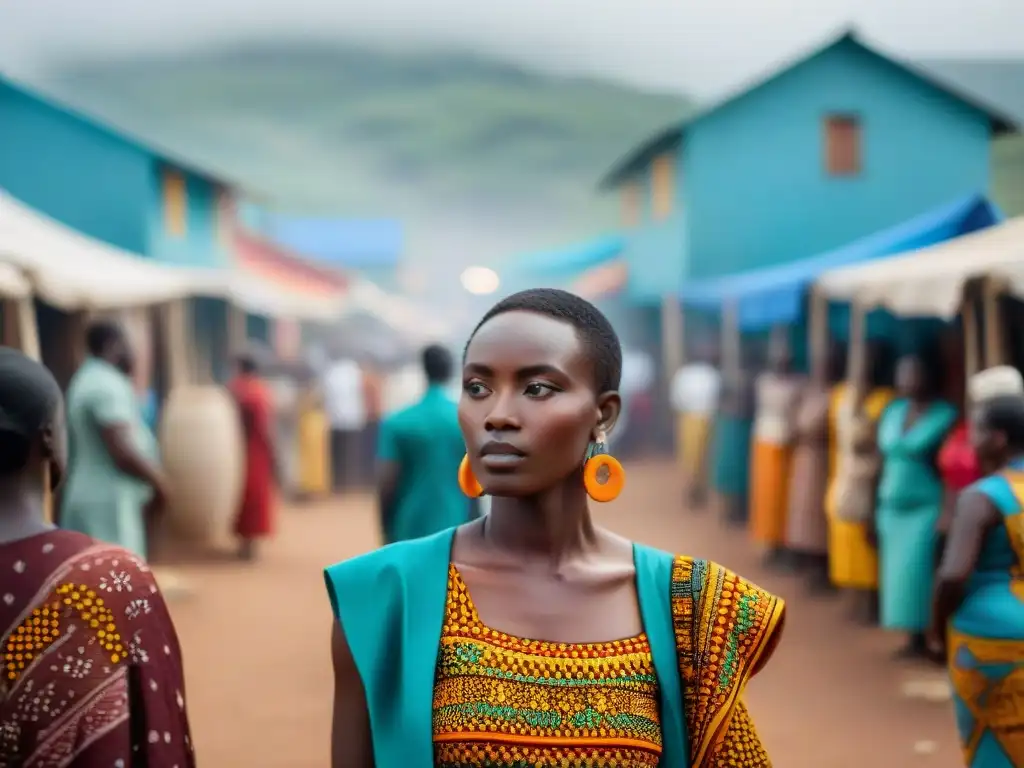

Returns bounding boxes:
[969,366,1024,404]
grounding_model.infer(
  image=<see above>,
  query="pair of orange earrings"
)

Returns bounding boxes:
[457,431,626,502]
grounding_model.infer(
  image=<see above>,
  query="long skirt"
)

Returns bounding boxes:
[877,501,940,632]
[678,412,712,481]
[712,415,753,514]
[749,440,792,545]
[829,517,879,590]
[298,407,331,496]
[948,587,1024,767]
[784,441,829,555]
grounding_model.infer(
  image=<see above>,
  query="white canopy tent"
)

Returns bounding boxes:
[816,216,1024,317]
[0,189,224,310]
[0,190,348,322]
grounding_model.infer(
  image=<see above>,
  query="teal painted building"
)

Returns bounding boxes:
[601,31,1016,303]
[0,73,234,268]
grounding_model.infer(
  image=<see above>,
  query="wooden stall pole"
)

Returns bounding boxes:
[721,297,741,381]
[808,286,830,383]
[661,292,684,387]
[982,275,1006,368]
[163,299,191,391]
[10,296,52,523]
[963,287,980,381]
[228,303,247,360]
[846,298,867,404]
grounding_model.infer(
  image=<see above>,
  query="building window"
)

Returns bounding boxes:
[824,114,861,176]
[650,153,674,219]
[621,182,640,227]
[163,168,188,236]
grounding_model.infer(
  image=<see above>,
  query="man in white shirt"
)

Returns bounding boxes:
[322,356,366,492]
[671,342,722,506]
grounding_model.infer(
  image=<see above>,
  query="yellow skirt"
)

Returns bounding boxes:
[828,516,878,590]
[677,413,711,480]
[297,407,331,496]
[749,440,792,546]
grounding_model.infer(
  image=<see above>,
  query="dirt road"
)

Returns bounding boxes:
[165,460,961,766]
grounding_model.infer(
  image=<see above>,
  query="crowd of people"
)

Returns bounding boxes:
[3,288,1024,766]
[672,325,1024,767]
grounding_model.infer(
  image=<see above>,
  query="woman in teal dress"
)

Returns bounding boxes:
[873,348,957,658]
[932,367,1024,768]
[324,289,786,768]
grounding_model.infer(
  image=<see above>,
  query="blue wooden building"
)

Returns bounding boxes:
[600,31,1016,304]
[0,73,235,269]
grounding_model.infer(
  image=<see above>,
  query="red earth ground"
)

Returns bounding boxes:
[163,460,963,767]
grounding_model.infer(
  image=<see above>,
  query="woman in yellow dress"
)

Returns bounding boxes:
[296,366,331,499]
[749,328,804,566]
[827,342,895,620]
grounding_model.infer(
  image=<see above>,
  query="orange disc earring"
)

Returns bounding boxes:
[583,431,625,502]
[458,454,484,498]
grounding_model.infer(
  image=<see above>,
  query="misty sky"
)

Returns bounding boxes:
[1,0,1022,96]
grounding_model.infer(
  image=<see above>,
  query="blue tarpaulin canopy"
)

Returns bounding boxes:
[678,193,1000,331]
[503,235,625,280]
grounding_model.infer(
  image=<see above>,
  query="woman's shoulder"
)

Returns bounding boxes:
[967,473,1023,516]
[668,555,786,698]
[323,528,457,620]
[669,555,785,616]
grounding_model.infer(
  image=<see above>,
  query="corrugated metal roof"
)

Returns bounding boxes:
[599,30,1020,190]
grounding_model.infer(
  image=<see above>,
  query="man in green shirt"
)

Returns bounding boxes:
[376,345,470,544]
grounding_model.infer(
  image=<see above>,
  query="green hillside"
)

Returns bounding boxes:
[42,42,694,233]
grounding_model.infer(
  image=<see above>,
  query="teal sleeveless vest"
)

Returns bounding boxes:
[325,527,689,767]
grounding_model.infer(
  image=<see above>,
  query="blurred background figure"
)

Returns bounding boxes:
[229,349,277,561]
[266,357,301,500]
[616,346,656,459]
[672,339,721,507]
[296,362,331,500]
[322,349,366,493]
[360,359,384,487]
[376,344,469,543]
[61,320,167,560]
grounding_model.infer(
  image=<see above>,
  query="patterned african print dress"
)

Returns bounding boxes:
[948,464,1024,767]
[324,529,786,767]
[0,529,194,767]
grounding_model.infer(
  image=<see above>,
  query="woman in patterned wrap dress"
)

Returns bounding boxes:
[934,366,1024,767]
[325,289,786,768]
[0,348,194,767]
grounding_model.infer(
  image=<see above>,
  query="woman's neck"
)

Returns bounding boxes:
[485,482,597,567]
[0,477,50,545]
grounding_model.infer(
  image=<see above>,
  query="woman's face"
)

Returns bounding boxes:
[895,355,925,398]
[459,311,620,497]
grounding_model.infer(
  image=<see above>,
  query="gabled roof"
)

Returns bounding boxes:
[0,72,241,190]
[599,30,1020,190]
